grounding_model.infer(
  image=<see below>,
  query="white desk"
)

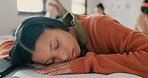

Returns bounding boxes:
[3,67,29,78]
[4,67,142,78]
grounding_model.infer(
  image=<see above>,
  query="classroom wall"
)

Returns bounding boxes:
[0,0,144,35]
[87,0,143,29]
[0,0,71,35]
[0,0,26,35]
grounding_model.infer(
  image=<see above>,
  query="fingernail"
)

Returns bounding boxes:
[38,71,47,74]
[49,73,55,75]
[37,70,43,72]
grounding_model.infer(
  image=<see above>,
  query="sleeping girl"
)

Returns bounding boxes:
[0,12,148,77]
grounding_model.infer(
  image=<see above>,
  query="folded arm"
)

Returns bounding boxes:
[70,29,148,77]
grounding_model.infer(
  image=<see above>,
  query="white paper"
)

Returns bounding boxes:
[12,68,142,78]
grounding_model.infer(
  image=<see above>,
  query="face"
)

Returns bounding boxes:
[97,7,104,15]
[32,28,81,65]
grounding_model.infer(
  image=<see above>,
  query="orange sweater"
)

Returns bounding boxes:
[70,14,148,77]
[0,14,148,77]
[0,38,14,59]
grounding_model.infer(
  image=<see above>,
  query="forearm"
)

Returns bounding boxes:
[70,51,148,77]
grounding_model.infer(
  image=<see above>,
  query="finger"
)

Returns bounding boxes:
[0,55,9,59]
[0,49,10,55]
[33,63,46,69]
[43,62,70,72]
[38,65,68,74]
[43,62,69,70]
[37,70,49,75]
[38,62,70,75]
[48,68,71,75]
[37,62,70,74]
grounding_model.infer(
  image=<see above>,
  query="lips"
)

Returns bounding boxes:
[71,49,76,59]
[68,49,76,60]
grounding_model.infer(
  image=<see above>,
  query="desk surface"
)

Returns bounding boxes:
[4,67,142,78]
[3,67,31,78]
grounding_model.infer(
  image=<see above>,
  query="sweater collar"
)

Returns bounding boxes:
[62,12,87,47]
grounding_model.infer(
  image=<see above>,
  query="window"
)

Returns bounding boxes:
[71,0,87,15]
[17,0,46,15]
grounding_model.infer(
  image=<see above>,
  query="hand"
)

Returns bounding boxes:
[37,61,71,75]
[32,63,46,69]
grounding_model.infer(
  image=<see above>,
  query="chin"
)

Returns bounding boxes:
[76,50,81,57]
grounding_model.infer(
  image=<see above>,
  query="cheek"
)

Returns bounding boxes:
[33,48,51,64]
[59,41,69,51]
[60,37,72,46]
[32,52,48,64]
[36,50,49,59]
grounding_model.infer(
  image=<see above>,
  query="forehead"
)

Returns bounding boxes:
[32,29,54,63]
[35,29,54,50]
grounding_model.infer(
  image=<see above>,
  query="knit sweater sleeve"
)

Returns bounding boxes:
[70,15,148,77]
[0,38,15,59]
[71,50,148,77]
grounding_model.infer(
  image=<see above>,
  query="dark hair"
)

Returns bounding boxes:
[144,0,148,2]
[97,3,104,10]
[141,0,148,14]
[9,17,69,66]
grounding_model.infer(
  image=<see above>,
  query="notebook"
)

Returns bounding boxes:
[0,59,17,78]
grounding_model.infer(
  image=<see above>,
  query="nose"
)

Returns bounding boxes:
[59,50,68,62]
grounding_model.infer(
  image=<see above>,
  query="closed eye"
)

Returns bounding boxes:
[56,39,59,49]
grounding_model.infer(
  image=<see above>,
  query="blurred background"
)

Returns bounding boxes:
[0,0,144,36]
